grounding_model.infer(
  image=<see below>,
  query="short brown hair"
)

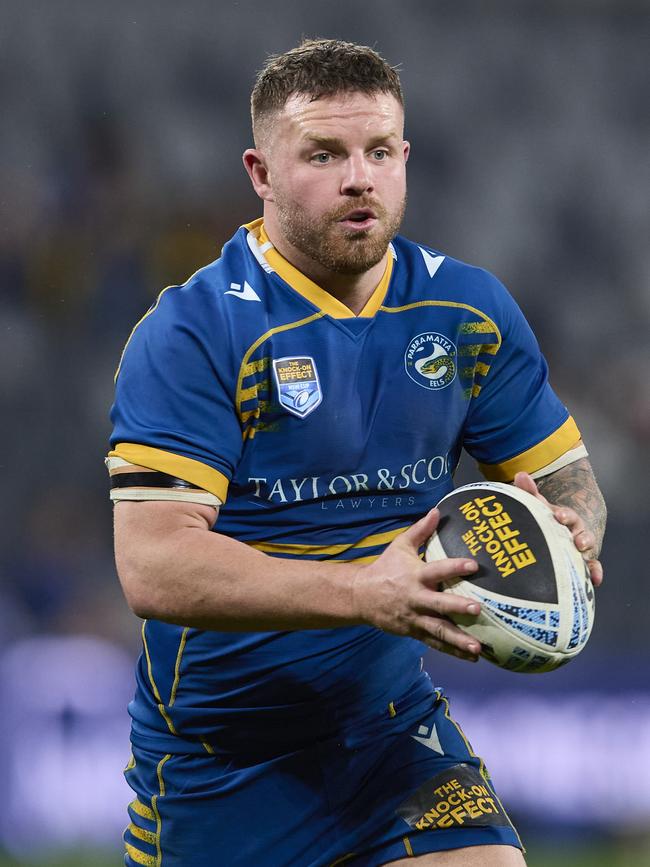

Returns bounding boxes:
[251,38,403,144]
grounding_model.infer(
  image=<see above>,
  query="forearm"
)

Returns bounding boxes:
[114,501,360,631]
[114,501,486,657]
[535,457,607,558]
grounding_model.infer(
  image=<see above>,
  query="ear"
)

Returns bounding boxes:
[243,149,273,201]
[402,140,411,164]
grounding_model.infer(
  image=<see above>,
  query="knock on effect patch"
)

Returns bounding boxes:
[272,356,322,418]
[396,764,512,832]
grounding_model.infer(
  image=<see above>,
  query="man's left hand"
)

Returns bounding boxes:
[513,471,604,588]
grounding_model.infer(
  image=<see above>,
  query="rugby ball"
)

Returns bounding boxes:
[425,482,595,673]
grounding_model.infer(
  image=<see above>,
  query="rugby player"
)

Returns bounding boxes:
[108,39,606,866]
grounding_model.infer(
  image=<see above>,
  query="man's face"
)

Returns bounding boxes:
[254,91,409,276]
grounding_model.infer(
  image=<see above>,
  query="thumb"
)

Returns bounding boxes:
[400,508,440,551]
[513,471,539,497]
[513,471,551,508]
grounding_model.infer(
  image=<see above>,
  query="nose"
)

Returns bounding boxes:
[340,153,374,197]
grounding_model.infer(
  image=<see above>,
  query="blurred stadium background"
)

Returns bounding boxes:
[1,0,649,864]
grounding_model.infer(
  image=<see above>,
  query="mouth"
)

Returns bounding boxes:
[338,208,378,231]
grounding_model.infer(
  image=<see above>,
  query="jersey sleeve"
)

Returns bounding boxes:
[462,276,584,482]
[107,283,243,503]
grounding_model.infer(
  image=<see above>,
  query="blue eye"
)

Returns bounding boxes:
[313,153,331,164]
[373,150,387,160]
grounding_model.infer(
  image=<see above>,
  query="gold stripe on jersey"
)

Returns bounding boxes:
[129,799,155,821]
[478,417,582,482]
[152,755,171,867]
[109,443,229,503]
[458,343,499,357]
[328,853,358,866]
[379,300,501,349]
[238,369,271,429]
[129,798,156,822]
[129,823,157,846]
[125,842,156,866]
[459,320,498,335]
[140,622,192,738]
[247,525,408,557]
[241,399,271,423]
[242,356,270,376]
[240,408,260,424]
[142,621,179,737]
[248,220,395,319]
[239,381,269,402]
[169,627,190,707]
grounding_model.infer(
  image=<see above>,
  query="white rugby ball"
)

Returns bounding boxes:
[425,481,595,673]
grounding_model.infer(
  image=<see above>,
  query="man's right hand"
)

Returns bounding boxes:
[351,508,482,662]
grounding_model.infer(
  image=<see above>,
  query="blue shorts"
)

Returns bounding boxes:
[123,691,522,866]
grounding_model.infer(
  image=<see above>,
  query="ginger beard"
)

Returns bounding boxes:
[272,191,407,276]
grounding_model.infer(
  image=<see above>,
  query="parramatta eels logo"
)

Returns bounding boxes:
[405,332,457,390]
[273,356,322,418]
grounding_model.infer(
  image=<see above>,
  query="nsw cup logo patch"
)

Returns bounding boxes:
[405,332,457,390]
[273,356,322,418]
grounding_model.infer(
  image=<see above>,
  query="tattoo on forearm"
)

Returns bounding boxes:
[536,458,607,558]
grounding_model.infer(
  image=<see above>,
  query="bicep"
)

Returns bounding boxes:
[113,500,219,614]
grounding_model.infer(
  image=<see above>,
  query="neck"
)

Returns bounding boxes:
[263,213,388,316]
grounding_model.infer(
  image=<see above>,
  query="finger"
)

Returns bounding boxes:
[552,507,593,550]
[513,471,540,497]
[400,508,440,551]
[513,471,553,508]
[421,556,478,588]
[573,527,596,555]
[415,615,481,656]
[413,585,480,619]
[552,508,600,567]
[587,558,603,588]
[552,505,583,531]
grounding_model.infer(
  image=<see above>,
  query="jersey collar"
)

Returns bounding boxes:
[243,218,395,319]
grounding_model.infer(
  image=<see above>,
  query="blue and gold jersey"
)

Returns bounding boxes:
[109,219,583,755]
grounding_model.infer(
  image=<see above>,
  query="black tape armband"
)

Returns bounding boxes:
[105,457,221,507]
[110,472,194,490]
